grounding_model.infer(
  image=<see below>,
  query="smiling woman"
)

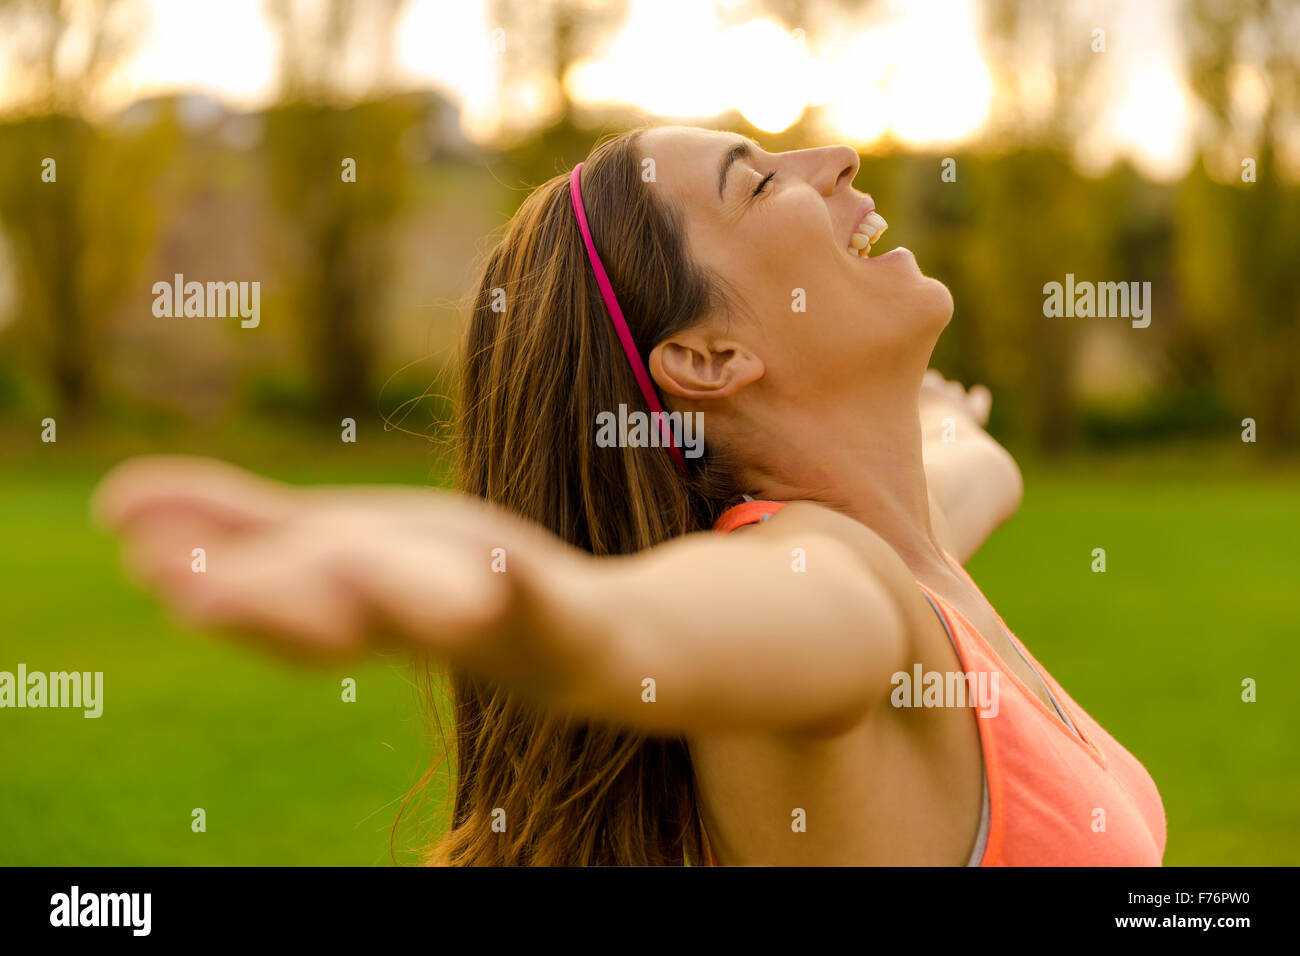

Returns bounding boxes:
[94,124,1165,867]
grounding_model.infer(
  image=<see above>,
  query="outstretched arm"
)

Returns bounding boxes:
[919,371,1024,564]
[93,457,914,738]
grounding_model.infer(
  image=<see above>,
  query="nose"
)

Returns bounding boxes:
[805,145,859,196]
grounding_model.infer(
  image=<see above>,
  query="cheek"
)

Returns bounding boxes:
[722,214,874,332]
[723,242,818,316]
[748,204,836,282]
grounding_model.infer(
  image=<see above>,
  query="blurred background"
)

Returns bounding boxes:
[0,0,1296,865]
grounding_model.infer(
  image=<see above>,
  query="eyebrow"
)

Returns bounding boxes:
[717,140,752,199]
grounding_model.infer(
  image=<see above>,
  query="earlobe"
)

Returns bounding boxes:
[649,336,764,401]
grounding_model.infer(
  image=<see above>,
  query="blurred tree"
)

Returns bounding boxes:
[983,0,1109,147]
[1180,0,1300,447]
[976,0,1111,453]
[480,0,628,150]
[0,0,167,420]
[262,0,416,419]
[0,0,138,114]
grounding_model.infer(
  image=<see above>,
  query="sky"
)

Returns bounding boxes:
[0,0,1203,180]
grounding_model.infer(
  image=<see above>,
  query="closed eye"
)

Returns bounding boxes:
[753,170,776,197]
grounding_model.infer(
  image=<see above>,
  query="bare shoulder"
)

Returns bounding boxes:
[726,500,926,621]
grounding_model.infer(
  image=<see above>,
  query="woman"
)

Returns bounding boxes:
[93,126,1167,866]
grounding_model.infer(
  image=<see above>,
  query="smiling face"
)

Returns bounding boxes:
[637,126,953,405]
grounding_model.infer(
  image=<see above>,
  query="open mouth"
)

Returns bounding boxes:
[846,210,888,258]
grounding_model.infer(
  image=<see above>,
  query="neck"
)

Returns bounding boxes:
[735,377,950,576]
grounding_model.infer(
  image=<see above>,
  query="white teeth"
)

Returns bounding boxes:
[863,211,888,242]
[847,210,889,257]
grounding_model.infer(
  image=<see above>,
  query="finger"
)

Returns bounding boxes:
[922,369,946,391]
[118,513,233,596]
[93,455,298,534]
[142,528,368,660]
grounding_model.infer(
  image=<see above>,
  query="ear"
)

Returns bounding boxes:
[648,331,764,401]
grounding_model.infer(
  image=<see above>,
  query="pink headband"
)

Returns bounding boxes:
[570,162,687,472]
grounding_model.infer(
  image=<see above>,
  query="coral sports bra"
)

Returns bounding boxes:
[697,499,1167,867]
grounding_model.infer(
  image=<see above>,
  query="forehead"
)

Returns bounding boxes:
[639,126,749,211]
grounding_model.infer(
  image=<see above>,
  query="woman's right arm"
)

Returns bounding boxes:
[547,501,913,735]
[94,458,914,738]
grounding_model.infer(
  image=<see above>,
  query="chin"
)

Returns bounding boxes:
[911,275,954,331]
[932,278,955,326]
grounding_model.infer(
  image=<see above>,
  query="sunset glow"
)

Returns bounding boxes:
[0,0,1209,178]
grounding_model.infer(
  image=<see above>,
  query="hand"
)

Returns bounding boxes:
[919,369,993,434]
[91,456,595,689]
[916,372,1022,561]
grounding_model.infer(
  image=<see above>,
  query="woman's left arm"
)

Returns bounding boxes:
[919,370,1023,564]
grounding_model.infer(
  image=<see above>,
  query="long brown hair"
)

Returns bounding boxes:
[422,129,743,865]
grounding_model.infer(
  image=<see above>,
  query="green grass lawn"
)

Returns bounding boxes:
[1,437,1296,865]
[0,430,450,865]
